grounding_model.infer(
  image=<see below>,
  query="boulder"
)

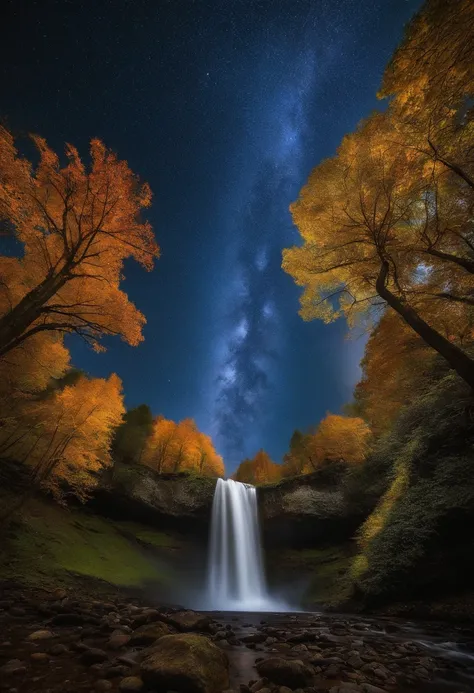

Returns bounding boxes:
[130,621,171,646]
[256,658,314,689]
[140,633,229,693]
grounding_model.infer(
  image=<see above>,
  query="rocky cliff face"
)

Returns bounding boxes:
[94,463,363,548]
[93,463,217,534]
[258,470,364,548]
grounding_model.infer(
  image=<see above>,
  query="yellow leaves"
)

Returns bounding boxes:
[315,415,371,465]
[0,370,125,502]
[233,450,281,484]
[142,416,223,477]
[0,126,160,355]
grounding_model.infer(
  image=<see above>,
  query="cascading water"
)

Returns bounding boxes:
[205,478,286,611]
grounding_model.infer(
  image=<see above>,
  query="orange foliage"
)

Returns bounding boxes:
[0,127,159,357]
[142,416,224,477]
[282,415,371,477]
[0,373,125,501]
[233,449,282,485]
[353,310,436,436]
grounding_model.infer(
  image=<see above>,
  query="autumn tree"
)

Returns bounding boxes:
[0,128,159,357]
[142,416,178,473]
[195,431,225,477]
[379,0,474,193]
[282,110,474,388]
[0,373,124,507]
[352,310,436,436]
[234,449,281,484]
[112,404,153,465]
[310,415,371,467]
[142,416,224,477]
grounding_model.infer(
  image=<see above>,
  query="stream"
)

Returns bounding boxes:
[209,610,474,692]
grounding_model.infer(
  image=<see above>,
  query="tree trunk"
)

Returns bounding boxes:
[0,271,68,357]
[376,261,474,389]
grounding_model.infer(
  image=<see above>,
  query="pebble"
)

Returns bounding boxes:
[118,676,144,692]
[49,643,68,655]
[80,648,108,664]
[0,659,27,675]
[30,652,49,662]
[27,629,54,641]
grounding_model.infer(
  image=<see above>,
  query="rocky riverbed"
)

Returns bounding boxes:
[1,584,473,693]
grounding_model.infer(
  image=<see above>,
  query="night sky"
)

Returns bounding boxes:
[1,0,421,472]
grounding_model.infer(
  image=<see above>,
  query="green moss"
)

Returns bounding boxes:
[0,498,176,590]
[116,521,181,549]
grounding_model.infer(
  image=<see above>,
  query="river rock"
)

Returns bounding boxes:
[242,633,267,644]
[81,648,108,665]
[0,659,27,675]
[256,658,314,689]
[118,676,144,692]
[49,643,68,655]
[27,629,54,641]
[51,612,85,626]
[107,633,131,649]
[162,609,211,632]
[30,652,49,662]
[140,633,229,693]
[130,621,171,646]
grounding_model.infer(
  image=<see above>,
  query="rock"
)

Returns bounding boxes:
[108,633,131,650]
[325,663,341,678]
[95,680,113,691]
[0,660,27,676]
[347,653,363,668]
[49,643,68,655]
[414,666,430,679]
[361,685,389,693]
[242,633,267,644]
[278,688,293,693]
[27,629,54,641]
[130,621,171,646]
[104,665,131,678]
[51,612,85,626]
[291,644,308,652]
[30,653,49,662]
[162,609,211,632]
[10,606,26,616]
[132,608,162,627]
[140,633,229,693]
[250,678,269,692]
[81,648,108,665]
[256,658,314,689]
[118,676,144,692]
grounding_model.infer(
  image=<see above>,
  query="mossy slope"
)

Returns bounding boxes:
[0,497,183,591]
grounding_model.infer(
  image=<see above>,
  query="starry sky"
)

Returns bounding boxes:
[0,0,421,472]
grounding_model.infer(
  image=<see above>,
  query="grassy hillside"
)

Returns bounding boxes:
[0,496,185,593]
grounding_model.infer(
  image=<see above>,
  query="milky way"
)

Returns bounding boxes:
[0,0,422,471]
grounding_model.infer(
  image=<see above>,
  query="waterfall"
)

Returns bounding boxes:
[205,478,285,611]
